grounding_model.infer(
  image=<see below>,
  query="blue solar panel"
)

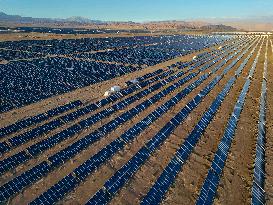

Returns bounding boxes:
[86,189,112,205]
[251,38,268,205]
[29,174,79,205]
[0,100,82,138]
[0,161,51,202]
[0,151,31,175]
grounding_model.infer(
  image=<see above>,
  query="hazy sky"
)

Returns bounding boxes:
[0,0,272,21]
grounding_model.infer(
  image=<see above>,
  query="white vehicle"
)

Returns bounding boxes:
[110,86,121,92]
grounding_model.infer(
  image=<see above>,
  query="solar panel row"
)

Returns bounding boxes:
[125,69,164,86]
[1,36,191,55]
[196,37,264,205]
[252,38,268,205]
[0,26,151,35]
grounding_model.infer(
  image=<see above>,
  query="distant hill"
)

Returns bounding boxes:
[65,16,103,24]
[0,12,104,25]
[0,11,237,31]
[200,24,237,31]
[202,16,273,31]
[0,11,58,24]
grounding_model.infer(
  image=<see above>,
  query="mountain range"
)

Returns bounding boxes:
[1,11,272,31]
[0,12,104,24]
[200,16,273,31]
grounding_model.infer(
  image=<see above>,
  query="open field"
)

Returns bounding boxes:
[0,32,272,205]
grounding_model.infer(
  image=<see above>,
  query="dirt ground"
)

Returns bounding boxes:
[0,34,272,205]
